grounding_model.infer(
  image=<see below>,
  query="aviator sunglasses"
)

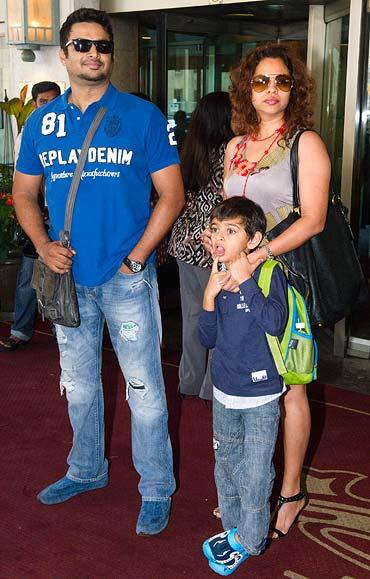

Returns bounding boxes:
[251,74,294,93]
[64,38,114,54]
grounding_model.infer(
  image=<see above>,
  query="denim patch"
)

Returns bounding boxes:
[119,321,139,341]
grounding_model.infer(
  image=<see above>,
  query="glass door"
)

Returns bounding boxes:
[167,32,205,120]
[320,14,349,191]
[358,7,370,270]
[139,25,158,103]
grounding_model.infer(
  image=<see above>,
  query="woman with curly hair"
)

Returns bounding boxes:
[209,43,331,541]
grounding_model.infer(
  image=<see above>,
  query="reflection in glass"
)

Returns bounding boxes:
[321,15,349,191]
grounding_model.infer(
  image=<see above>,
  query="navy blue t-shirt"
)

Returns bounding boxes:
[198,264,288,397]
[16,83,179,285]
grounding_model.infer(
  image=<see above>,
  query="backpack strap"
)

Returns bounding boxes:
[258,261,287,377]
[258,259,276,296]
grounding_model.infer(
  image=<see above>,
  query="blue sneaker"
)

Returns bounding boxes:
[202,528,249,576]
[37,475,109,505]
[136,499,171,535]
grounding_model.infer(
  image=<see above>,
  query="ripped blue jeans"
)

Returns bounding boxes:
[55,265,175,500]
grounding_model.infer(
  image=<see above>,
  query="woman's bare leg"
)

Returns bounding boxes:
[272,385,310,536]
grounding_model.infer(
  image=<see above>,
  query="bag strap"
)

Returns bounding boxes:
[60,106,107,247]
[257,259,275,297]
[257,261,287,377]
[290,128,311,210]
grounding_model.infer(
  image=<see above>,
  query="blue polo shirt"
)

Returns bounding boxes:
[16,83,179,285]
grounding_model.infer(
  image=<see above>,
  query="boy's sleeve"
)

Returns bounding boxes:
[145,105,180,174]
[198,309,217,349]
[16,116,44,176]
[239,267,288,335]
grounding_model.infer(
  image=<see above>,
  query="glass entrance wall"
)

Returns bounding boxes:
[166,38,308,123]
[167,33,205,117]
[139,26,157,102]
[321,14,349,191]
[138,11,308,125]
[355,4,370,267]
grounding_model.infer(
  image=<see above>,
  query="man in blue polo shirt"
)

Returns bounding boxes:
[13,8,184,536]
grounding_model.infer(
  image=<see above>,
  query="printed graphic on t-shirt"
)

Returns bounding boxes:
[37,110,176,183]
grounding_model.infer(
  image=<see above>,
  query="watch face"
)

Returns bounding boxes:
[124,257,145,272]
[131,261,142,273]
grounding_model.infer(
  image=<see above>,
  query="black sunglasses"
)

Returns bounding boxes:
[64,38,114,54]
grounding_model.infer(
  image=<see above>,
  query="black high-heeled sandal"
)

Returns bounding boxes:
[269,490,307,539]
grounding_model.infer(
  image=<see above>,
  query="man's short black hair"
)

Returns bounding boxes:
[211,197,267,240]
[31,81,61,102]
[60,8,114,53]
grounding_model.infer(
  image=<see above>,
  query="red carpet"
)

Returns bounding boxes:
[0,321,369,578]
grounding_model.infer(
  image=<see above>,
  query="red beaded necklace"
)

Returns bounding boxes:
[250,126,285,142]
[229,124,285,196]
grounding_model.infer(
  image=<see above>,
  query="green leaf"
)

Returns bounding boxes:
[3,98,23,117]
[17,99,34,132]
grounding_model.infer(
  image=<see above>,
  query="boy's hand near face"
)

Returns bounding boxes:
[229,252,254,285]
[203,257,229,311]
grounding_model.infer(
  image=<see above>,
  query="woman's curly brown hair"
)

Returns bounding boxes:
[230,43,314,140]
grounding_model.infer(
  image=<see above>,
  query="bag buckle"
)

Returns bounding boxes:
[59,230,71,248]
[38,299,46,322]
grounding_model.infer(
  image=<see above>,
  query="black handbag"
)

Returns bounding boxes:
[31,106,106,328]
[266,129,367,326]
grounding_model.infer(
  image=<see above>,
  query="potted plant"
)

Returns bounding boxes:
[0,85,35,136]
[0,86,34,263]
[0,191,17,263]
[0,85,33,316]
[0,189,20,319]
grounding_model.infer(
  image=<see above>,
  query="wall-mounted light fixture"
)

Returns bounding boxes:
[6,0,59,61]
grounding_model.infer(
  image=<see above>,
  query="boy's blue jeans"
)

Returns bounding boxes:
[55,265,176,500]
[213,396,280,555]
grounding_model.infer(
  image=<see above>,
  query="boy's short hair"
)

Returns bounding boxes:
[211,197,267,239]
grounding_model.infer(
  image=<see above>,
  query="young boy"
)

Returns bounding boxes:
[199,197,288,576]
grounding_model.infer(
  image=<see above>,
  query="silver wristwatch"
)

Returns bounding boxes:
[264,244,274,261]
[123,256,146,273]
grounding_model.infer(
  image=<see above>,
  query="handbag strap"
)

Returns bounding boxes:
[60,106,107,246]
[290,128,310,210]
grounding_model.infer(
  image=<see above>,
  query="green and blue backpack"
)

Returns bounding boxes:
[258,260,318,385]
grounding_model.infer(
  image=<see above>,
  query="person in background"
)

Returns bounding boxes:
[173,109,188,152]
[222,43,330,538]
[13,8,184,536]
[0,81,61,352]
[168,92,233,400]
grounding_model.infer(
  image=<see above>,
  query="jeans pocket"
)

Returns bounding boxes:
[116,268,143,278]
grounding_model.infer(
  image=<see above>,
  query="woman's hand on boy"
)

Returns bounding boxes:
[229,252,254,285]
[247,249,266,269]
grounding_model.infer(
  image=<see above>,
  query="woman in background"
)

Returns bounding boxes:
[168,92,233,400]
